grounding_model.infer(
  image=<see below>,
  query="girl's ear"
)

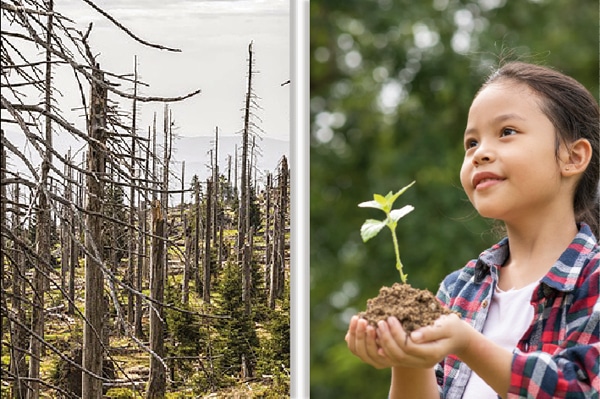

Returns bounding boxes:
[561,138,592,177]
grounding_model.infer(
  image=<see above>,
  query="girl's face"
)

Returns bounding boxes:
[460,81,568,224]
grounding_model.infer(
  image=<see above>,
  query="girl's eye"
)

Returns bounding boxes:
[465,139,478,150]
[501,127,517,137]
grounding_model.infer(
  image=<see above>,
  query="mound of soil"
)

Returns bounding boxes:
[358,283,453,334]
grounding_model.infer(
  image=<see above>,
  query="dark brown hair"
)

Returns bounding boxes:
[482,62,599,239]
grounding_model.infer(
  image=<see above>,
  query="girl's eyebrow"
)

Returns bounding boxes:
[464,113,527,136]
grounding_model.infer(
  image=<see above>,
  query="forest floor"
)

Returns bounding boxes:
[14,260,285,398]
[2,224,289,398]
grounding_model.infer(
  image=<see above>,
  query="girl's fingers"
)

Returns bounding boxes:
[353,319,391,368]
[345,316,358,351]
[410,314,458,344]
[376,317,412,362]
[376,317,446,368]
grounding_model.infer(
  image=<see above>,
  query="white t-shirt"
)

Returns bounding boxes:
[462,280,537,398]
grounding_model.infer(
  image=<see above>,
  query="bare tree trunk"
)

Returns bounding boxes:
[146,200,166,398]
[5,143,27,397]
[60,179,69,294]
[27,4,54,396]
[234,144,238,196]
[276,156,289,299]
[128,56,139,325]
[212,127,219,246]
[161,105,171,280]
[0,131,4,348]
[82,66,107,399]
[244,227,254,316]
[0,131,6,343]
[239,41,254,314]
[135,200,146,339]
[70,157,84,315]
[218,223,224,279]
[194,180,201,296]
[266,173,275,308]
[10,196,28,399]
[68,223,77,315]
[135,84,151,342]
[203,180,212,304]
[182,213,191,305]
[180,161,185,222]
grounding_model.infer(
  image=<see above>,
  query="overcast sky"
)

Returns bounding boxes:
[57,0,290,141]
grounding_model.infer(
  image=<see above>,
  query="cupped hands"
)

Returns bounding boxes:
[345,313,473,369]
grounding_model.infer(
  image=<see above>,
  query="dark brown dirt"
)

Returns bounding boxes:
[358,282,453,334]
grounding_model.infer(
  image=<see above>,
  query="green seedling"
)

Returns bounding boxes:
[358,181,415,284]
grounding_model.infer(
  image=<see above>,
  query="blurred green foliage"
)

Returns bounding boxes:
[309,0,598,397]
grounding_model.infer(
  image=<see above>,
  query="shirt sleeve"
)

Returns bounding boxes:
[509,341,599,398]
[508,269,600,398]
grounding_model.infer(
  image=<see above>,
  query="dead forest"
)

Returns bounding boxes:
[1,1,290,398]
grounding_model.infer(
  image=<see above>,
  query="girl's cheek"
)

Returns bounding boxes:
[459,162,471,191]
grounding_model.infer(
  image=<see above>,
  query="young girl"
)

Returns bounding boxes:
[345,62,599,399]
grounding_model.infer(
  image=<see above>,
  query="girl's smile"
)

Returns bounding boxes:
[472,171,505,191]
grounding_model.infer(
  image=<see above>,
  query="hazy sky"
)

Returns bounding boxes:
[57,0,290,141]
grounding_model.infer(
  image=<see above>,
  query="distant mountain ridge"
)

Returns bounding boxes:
[172,135,289,188]
[4,129,289,191]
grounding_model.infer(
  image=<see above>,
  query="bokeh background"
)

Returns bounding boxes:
[309,0,599,397]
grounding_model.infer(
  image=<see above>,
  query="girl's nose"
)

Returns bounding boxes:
[472,142,494,165]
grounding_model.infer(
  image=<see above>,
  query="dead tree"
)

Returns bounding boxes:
[1,1,201,396]
[161,105,172,279]
[127,56,139,325]
[275,156,289,299]
[25,3,56,397]
[67,157,78,316]
[193,177,202,296]
[3,137,28,397]
[268,156,289,307]
[135,198,146,340]
[203,179,212,304]
[212,128,219,247]
[147,200,166,398]
[265,173,274,308]
[0,132,5,346]
[9,184,28,398]
[82,66,108,399]
[238,41,254,315]
[182,212,192,305]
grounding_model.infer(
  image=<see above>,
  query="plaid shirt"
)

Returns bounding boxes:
[435,223,599,399]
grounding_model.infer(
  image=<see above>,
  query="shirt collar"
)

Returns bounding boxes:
[474,223,598,291]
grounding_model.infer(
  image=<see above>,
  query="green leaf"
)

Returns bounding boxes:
[389,205,414,223]
[387,181,416,206]
[360,219,386,242]
[357,200,383,210]
[373,193,388,208]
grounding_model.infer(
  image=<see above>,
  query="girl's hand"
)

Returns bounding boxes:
[345,316,395,369]
[376,313,473,368]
